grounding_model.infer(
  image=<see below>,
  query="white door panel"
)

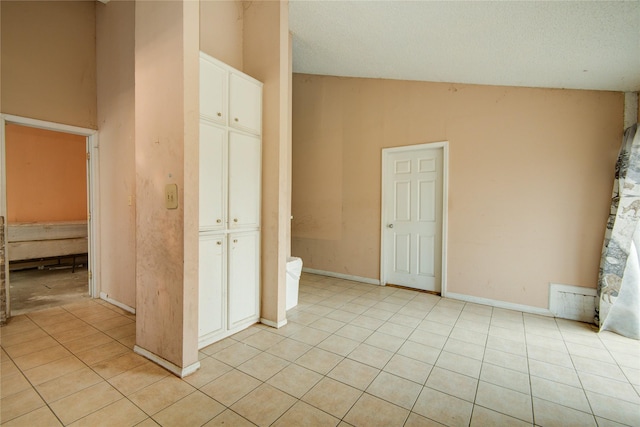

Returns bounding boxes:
[199,123,226,231]
[383,147,443,292]
[228,132,261,230]
[200,57,227,124]
[229,74,262,135]
[228,231,260,328]
[199,234,225,338]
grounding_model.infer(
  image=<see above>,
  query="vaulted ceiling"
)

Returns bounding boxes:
[289,1,640,92]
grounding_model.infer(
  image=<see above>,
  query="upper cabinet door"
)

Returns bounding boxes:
[200,56,227,125]
[229,73,262,135]
[199,122,226,231]
[228,131,261,230]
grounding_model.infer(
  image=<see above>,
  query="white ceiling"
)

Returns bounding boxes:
[289,0,640,92]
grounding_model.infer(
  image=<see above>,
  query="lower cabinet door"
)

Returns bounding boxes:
[227,231,260,328]
[198,234,225,339]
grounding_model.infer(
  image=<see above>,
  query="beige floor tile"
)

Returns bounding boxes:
[480,363,530,394]
[200,337,237,355]
[296,347,344,374]
[443,338,485,361]
[103,322,136,340]
[327,358,380,390]
[0,387,46,423]
[435,351,482,378]
[200,369,261,406]
[35,367,103,403]
[211,341,262,367]
[90,351,148,380]
[413,387,473,427]
[326,309,359,323]
[266,337,312,361]
[23,355,85,385]
[1,405,62,427]
[426,367,478,402]
[347,343,393,369]
[485,335,527,356]
[530,376,591,413]
[449,325,488,345]
[397,341,441,364]
[302,377,362,418]
[63,331,114,354]
[1,328,49,348]
[387,313,421,328]
[153,390,225,427]
[470,405,531,427]
[365,371,422,409]
[237,351,290,381]
[340,303,369,315]
[404,412,447,427]
[1,360,20,377]
[241,330,286,350]
[0,371,32,399]
[488,325,525,342]
[303,304,335,316]
[270,321,306,337]
[288,311,321,326]
[68,398,148,427]
[383,354,432,384]
[128,375,195,415]
[595,416,634,427]
[182,356,232,389]
[408,329,448,349]
[586,390,640,426]
[334,324,373,342]
[527,344,573,368]
[3,335,59,359]
[117,335,136,349]
[528,358,581,387]
[349,315,385,330]
[309,317,346,333]
[363,331,405,352]
[483,348,528,373]
[474,381,532,423]
[377,321,414,339]
[344,393,409,427]
[317,334,360,356]
[578,371,640,404]
[107,361,170,396]
[272,400,340,427]
[417,319,453,336]
[290,326,332,346]
[232,383,297,426]
[49,381,122,425]
[572,355,628,382]
[52,324,103,344]
[74,340,129,365]
[13,344,72,370]
[91,315,134,332]
[267,363,323,398]
[203,408,256,427]
[532,397,596,427]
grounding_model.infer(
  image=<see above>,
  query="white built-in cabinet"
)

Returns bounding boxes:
[198,52,262,349]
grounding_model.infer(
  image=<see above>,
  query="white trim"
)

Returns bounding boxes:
[380,141,449,295]
[134,345,200,378]
[0,115,101,306]
[446,292,554,317]
[624,92,639,130]
[260,317,288,328]
[302,267,380,285]
[100,292,136,314]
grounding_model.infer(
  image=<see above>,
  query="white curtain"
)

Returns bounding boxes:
[596,123,640,339]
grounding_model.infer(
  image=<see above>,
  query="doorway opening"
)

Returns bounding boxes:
[1,115,100,318]
[380,141,448,295]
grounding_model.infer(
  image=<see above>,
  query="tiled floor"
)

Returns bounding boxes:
[1,273,639,426]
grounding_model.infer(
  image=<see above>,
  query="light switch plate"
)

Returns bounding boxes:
[165,184,178,209]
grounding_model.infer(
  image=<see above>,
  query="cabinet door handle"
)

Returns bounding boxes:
[233,239,238,243]
[234,117,239,122]
[216,219,221,223]
[233,218,238,223]
[217,112,222,117]
[216,241,222,245]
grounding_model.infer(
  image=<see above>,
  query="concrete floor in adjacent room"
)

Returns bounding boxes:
[8,264,89,316]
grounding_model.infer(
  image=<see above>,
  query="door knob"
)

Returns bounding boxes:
[388,224,394,228]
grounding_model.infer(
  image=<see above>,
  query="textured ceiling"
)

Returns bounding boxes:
[289,0,640,92]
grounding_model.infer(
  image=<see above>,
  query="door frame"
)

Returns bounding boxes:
[380,141,449,296]
[0,114,101,317]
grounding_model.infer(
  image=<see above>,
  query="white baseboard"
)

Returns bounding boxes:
[134,345,200,378]
[302,267,380,285]
[260,317,288,328]
[100,292,136,314]
[446,292,554,317]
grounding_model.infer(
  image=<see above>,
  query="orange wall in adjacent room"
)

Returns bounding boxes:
[5,124,87,223]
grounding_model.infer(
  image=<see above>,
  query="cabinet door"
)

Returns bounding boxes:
[199,123,226,231]
[228,231,260,329]
[229,73,262,135]
[228,132,261,230]
[199,234,225,340]
[200,56,227,125]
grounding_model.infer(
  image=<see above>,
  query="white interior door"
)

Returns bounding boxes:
[382,145,443,292]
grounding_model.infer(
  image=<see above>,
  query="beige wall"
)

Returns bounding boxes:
[292,74,623,309]
[200,0,243,70]
[5,124,87,223]
[244,0,291,324]
[134,0,199,369]
[96,0,136,309]
[0,1,96,129]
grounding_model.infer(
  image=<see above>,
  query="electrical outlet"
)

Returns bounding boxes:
[165,184,178,209]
